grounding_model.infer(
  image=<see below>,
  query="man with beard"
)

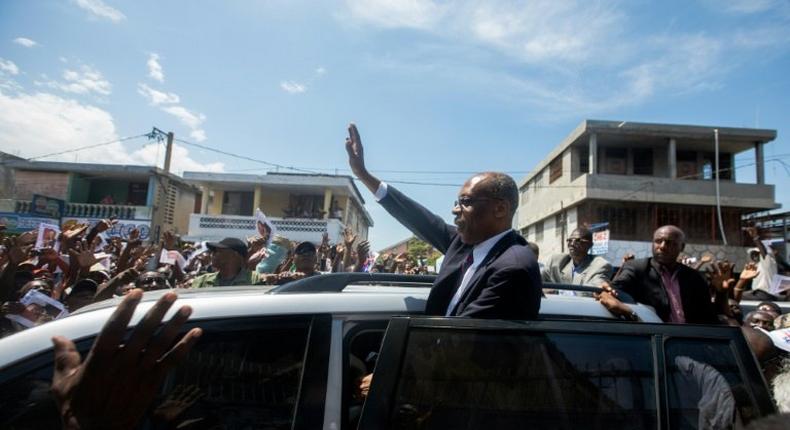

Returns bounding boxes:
[541,226,612,288]
[345,123,541,319]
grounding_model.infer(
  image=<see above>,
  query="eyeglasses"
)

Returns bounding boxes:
[566,238,590,245]
[454,196,498,209]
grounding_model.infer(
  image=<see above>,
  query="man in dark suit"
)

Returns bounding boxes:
[345,124,541,319]
[596,225,725,324]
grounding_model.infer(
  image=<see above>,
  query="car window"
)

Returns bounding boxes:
[665,338,760,429]
[0,315,319,429]
[380,328,657,430]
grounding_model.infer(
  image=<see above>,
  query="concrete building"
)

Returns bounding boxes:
[517,120,779,267]
[182,171,373,244]
[0,154,198,241]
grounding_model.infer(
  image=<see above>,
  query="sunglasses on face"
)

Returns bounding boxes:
[566,238,591,245]
[454,196,499,209]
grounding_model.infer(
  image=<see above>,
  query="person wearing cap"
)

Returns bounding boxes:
[293,241,319,275]
[191,237,265,288]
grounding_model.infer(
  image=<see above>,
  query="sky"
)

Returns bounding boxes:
[0,0,789,250]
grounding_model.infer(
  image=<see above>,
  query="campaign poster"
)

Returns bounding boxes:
[35,222,61,251]
[61,217,151,241]
[590,229,610,256]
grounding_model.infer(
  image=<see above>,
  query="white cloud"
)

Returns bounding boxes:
[0,58,20,75]
[345,0,447,29]
[280,81,307,94]
[73,0,126,23]
[0,88,221,174]
[189,129,207,142]
[130,142,222,174]
[13,37,37,48]
[159,104,208,141]
[316,66,327,75]
[467,1,624,64]
[147,53,164,82]
[137,83,180,105]
[161,105,206,130]
[345,0,623,64]
[38,65,111,96]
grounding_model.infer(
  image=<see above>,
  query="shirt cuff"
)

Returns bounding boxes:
[373,182,388,202]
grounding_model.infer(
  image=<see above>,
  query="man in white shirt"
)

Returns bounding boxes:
[743,226,780,301]
[345,123,542,319]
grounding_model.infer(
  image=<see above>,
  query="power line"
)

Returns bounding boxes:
[26,134,149,161]
[174,138,321,175]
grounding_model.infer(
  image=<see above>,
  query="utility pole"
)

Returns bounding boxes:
[163,131,174,173]
[148,128,174,244]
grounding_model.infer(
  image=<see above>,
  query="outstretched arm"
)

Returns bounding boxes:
[346,123,381,194]
[345,123,456,253]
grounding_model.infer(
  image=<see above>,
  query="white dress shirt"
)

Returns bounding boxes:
[445,229,512,316]
[374,182,512,316]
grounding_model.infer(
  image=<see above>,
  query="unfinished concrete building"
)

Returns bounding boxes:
[517,120,778,267]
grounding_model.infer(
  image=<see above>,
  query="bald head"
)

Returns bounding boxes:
[471,172,519,218]
[652,225,686,268]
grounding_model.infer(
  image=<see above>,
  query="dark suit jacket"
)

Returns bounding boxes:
[611,257,719,324]
[379,186,542,319]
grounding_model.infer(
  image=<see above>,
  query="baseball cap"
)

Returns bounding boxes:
[294,241,317,255]
[206,237,248,258]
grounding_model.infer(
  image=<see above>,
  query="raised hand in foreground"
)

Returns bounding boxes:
[51,290,202,430]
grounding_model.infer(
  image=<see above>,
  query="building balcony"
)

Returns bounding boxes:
[1,199,152,220]
[583,174,778,209]
[185,213,346,244]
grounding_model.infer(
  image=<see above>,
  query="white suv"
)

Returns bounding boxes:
[0,273,775,429]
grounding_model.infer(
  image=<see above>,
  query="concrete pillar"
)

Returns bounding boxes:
[668,138,677,179]
[755,142,765,184]
[199,185,209,214]
[322,189,332,219]
[146,177,157,207]
[343,196,351,224]
[211,190,223,215]
[252,185,262,215]
[589,133,598,175]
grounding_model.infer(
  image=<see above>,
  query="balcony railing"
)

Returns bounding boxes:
[8,200,151,220]
[187,213,346,244]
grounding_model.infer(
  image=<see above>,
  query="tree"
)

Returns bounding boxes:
[407,237,440,266]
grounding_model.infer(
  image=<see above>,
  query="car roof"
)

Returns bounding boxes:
[0,280,662,369]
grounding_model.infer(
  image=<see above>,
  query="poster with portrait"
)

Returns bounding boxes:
[35,222,61,251]
[5,289,69,328]
[255,208,277,246]
[769,275,790,296]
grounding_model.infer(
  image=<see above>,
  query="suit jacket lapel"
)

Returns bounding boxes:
[452,231,518,314]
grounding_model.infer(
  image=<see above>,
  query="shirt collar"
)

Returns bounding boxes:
[471,229,512,267]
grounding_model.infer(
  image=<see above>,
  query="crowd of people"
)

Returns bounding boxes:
[1,122,790,426]
[0,217,440,337]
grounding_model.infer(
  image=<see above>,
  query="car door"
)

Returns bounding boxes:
[0,314,331,430]
[358,317,776,430]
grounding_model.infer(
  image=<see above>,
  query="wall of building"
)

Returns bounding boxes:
[68,174,90,202]
[13,170,70,200]
[256,188,288,217]
[518,148,588,231]
[522,206,579,261]
[171,186,197,235]
[87,179,130,204]
[603,239,752,269]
